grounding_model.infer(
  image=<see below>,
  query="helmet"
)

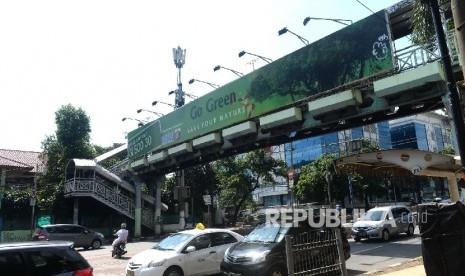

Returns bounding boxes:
[121,223,127,229]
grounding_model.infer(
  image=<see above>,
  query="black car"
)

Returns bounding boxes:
[221,223,350,276]
[32,224,104,250]
[0,241,93,275]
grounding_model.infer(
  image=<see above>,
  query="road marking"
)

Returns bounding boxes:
[353,245,383,254]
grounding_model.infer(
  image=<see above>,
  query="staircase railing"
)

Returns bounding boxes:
[64,177,154,229]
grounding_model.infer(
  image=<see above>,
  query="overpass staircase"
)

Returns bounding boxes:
[64,145,160,230]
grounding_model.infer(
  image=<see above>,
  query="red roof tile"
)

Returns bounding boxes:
[0,149,45,173]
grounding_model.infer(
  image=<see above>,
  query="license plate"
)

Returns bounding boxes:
[126,270,134,276]
[357,231,367,237]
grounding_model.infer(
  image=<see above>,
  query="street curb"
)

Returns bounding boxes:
[362,257,423,275]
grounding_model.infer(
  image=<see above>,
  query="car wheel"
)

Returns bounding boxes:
[267,265,286,276]
[163,267,183,276]
[382,229,390,241]
[91,239,102,249]
[354,237,361,242]
[406,224,415,236]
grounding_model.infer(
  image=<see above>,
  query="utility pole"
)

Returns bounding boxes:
[172,46,187,229]
[451,0,465,80]
[429,0,465,176]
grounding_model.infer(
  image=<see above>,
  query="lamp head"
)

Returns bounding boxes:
[152,101,157,106]
[213,65,221,72]
[188,79,195,84]
[278,27,288,36]
[303,17,310,26]
[238,51,246,58]
[122,118,127,122]
[136,109,142,113]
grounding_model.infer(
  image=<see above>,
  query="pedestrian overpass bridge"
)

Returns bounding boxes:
[64,1,464,237]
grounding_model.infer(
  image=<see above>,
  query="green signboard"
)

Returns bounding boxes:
[37,215,51,226]
[128,10,393,160]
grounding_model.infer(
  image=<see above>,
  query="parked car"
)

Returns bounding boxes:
[0,240,93,275]
[32,224,104,250]
[220,223,350,276]
[351,205,415,242]
[126,228,244,276]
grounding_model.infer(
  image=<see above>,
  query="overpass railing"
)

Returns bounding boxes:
[395,30,460,72]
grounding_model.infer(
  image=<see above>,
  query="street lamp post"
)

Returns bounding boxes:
[136,109,164,117]
[188,78,220,89]
[152,100,175,108]
[213,65,244,77]
[303,16,353,26]
[278,27,309,45]
[122,117,146,127]
[238,51,273,64]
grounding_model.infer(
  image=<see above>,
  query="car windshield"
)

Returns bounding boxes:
[244,224,289,243]
[362,210,385,221]
[153,233,193,251]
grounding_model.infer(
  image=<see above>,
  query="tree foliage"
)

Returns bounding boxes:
[410,0,453,47]
[214,149,287,224]
[37,104,94,216]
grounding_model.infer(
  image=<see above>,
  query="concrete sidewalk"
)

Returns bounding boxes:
[381,265,425,276]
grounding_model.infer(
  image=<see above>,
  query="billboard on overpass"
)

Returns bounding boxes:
[128,10,394,160]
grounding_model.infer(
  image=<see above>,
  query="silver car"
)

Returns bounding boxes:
[351,205,415,241]
[32,224,104,250]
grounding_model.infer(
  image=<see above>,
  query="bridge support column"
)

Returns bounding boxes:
[73,198,79,224]
[133,177,143,240]
[155,175,163,237]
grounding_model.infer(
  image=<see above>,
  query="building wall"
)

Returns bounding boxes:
[390,111,452,152]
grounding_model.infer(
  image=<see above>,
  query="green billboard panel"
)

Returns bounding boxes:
[128,10,393,160]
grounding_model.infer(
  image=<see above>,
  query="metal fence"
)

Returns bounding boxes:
[395,30,460,72]
[285,228,347,276]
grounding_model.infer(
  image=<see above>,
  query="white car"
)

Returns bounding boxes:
[351,205,416,242]
[126,228,244,276]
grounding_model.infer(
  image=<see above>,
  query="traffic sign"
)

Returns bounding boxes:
[203,195,211,205]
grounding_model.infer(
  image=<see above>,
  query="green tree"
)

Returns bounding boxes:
[184,164,218,222]
[37,104,93,218]
[214,149,287,224]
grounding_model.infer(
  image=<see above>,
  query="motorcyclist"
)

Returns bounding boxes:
[112,223,128,256]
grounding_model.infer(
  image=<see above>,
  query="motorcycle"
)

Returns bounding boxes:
[111,240,127,259]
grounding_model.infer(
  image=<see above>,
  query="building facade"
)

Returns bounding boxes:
[254,111,454,208]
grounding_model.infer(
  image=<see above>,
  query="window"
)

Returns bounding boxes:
[187,234,212,251]
[58,225,73,234]
[211,232,238,247]
[391,208,402,219]
[27,248,88,275]
[70,226,85,234]
[0,252,28,275]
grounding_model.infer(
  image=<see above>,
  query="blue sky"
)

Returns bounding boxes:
[0,0,401,152]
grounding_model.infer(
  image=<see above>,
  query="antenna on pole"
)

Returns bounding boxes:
[172,46,186,109]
